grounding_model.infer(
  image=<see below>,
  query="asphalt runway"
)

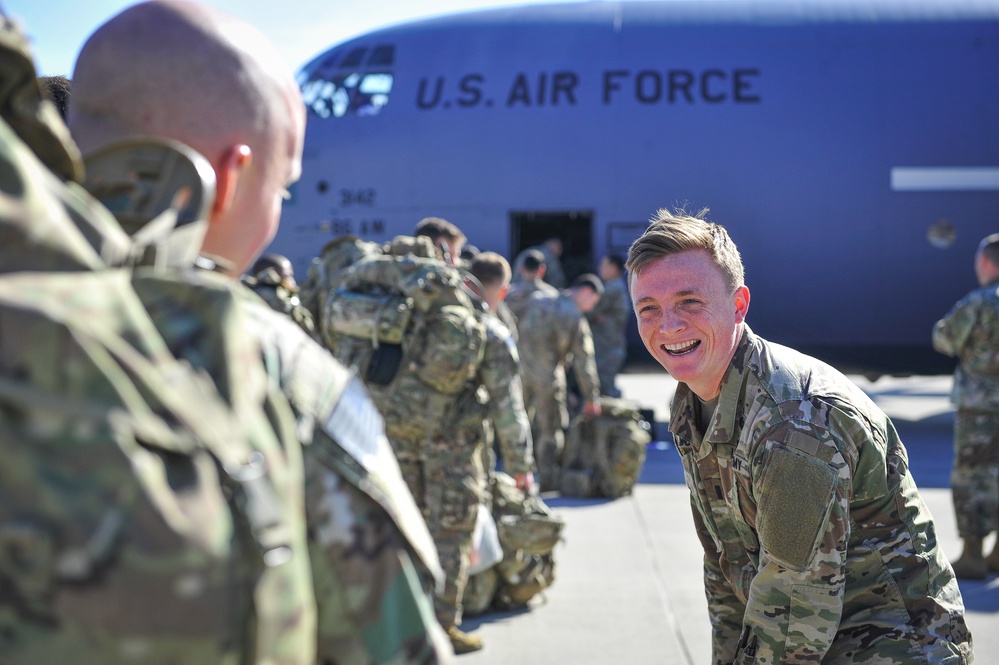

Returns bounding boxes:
[460,371,999,664]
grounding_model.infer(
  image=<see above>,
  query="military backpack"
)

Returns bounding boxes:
[462,472,563,614]
[0,125,315,664]
[316,235,487,446]
[560,397,652,499]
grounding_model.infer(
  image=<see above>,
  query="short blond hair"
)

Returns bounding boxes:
[626,208,745,292]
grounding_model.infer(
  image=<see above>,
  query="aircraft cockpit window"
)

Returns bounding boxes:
[340,48,366,68]
[368,46,395,66]
[298,43,395,119]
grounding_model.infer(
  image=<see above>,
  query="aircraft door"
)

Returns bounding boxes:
[510,210,593,284]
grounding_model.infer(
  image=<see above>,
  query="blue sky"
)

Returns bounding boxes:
[9,0,586,76]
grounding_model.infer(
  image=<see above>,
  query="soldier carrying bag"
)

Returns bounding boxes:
[0,124,315,664]
[315,236,487,449]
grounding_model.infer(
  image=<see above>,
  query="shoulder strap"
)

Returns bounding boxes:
[82,136,216,270]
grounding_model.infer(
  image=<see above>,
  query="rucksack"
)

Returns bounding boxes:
[0,269,316,665]
[462,472,563,615]
[561,397,652,499]
[319,236,487,445]
[299,234,384,326]
[84,136,452,664]
[0,126,315,664]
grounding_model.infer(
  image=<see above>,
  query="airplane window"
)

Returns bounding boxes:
[300,44,396,119]
[340,48,366,68]
[368,45,395,66]
[359,74,393,95]
[331,86,350,118]
[300,71,394,119]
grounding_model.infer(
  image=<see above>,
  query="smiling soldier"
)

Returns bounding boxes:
[628,208,972,665]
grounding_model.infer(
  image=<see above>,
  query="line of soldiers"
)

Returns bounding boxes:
[0,3,642,663]
[1,3,451,664]
[251,214,645,652]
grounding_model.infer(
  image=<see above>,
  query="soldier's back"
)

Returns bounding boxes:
[518,292,578,371]
[935,281,999,412]
[0,101,315,662]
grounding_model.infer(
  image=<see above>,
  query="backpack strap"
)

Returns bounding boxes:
[82,136,216,270]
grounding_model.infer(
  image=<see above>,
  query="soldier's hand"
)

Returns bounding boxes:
[514,472,536,494]
[583,400,601,417]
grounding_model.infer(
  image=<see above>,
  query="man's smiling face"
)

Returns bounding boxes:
[630,249,749,400]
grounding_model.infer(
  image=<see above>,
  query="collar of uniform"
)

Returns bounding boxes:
[707,325,756,445]
[669,325,755,459]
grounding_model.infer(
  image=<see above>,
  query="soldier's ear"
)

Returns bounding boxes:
[211,144,252,218]
[734,285,750,323]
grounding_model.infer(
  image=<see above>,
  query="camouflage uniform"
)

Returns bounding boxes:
[237,298,452,664]
[477,306,535,476]
[396,306,533,630]
[319,241,531,634]
[517,292,601,490]
[585,272,630,397]
[0,19,317,662]
[495,299,520,343]
[671,326,972,664]
[243,266,319,341]
[933,278,999,540]
[76,139,451,662]
[513,244,566,289]
[505,276,557,332]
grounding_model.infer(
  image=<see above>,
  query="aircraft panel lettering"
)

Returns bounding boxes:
[299,216,389,238]
[339,187,377,207]
[417,68,760,110]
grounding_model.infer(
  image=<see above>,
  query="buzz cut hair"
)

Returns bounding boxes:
[626,207,745,293]
[470,251,512,288]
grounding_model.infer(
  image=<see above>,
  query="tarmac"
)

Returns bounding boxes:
[460,371,999,664]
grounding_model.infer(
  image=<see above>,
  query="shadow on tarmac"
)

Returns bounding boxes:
[958,578,999,613]
[461,605,532,631]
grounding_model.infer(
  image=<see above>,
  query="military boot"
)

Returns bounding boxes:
[951,537,988,580]
[447,626,484,654]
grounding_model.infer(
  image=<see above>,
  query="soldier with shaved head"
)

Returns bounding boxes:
[69,3,452,663]
[70,0,304,277]
[629,207,972,664]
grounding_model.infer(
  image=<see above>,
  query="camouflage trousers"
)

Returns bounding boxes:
[397,451,485,628]
[594,344,626,398]
[524,380,569,491]
[952,409,999,539]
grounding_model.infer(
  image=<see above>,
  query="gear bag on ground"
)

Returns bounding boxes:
[462,472,563,615]
[560,397,652,498]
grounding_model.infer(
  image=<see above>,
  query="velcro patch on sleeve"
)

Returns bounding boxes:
[757,444,837,571]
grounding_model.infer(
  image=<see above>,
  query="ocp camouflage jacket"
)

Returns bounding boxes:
[670,326,972,665]
[933,278,999,413]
